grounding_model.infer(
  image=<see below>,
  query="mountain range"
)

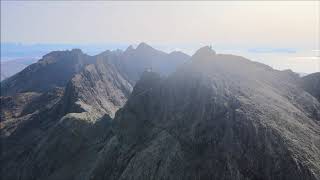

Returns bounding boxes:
[1,43,319,180]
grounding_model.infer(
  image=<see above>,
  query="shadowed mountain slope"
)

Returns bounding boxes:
[1,58,38,81]
[1,49,92,96]
[89,47,320,180]
[302,72,320,102]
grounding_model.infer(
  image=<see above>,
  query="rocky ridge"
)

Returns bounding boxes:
[1,45,319,180]
[91,47,320,180]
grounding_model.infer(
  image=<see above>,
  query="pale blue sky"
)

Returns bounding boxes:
[1,1,319,73]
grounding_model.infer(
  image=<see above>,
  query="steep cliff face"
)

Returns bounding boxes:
[0,54,132,180]
[89,47,320,180]
[302,72,320,102]
[1,49,93,96]
[61,58,133,119]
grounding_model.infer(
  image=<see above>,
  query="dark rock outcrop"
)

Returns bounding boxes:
[1,92,41,121]
[1,87,64,137]
[302,72,320,102]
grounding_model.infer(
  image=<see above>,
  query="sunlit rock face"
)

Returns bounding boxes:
[61,58,133,119]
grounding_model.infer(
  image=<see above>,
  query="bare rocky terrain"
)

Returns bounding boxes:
[1,44,319,180]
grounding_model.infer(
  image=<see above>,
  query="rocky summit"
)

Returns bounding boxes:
[1,44,320,180]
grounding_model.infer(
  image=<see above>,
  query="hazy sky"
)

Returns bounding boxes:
[1,1,319,73]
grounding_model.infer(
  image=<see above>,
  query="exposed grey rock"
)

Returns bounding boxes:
[61,58,133,119]
[1,87,64,136]
[1,92,41,121]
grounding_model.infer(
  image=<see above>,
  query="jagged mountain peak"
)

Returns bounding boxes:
[1,49,92,96]
[192,46,216,60]
[123,42,162,56]
[71,48,83,53]
[1,43,189,96]
[41,48,84,61]
[169,50,187,56]
[116,43,190,82]
[136,42,154,51]
[126,45,134,51]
